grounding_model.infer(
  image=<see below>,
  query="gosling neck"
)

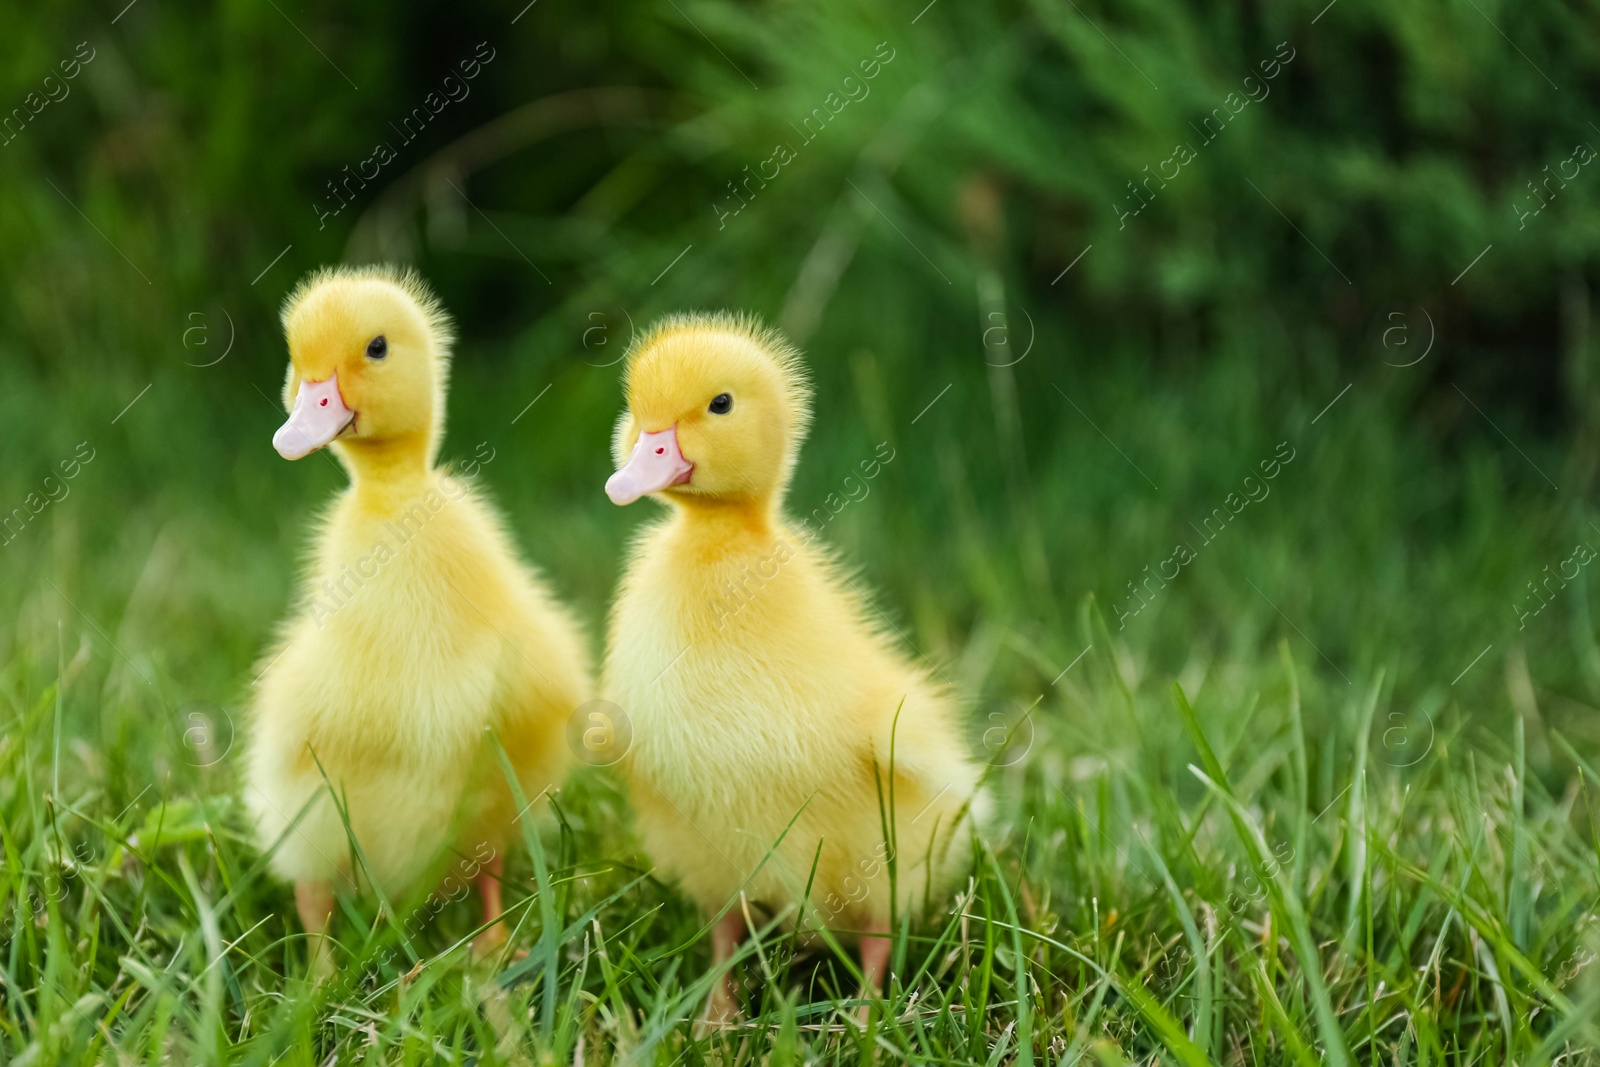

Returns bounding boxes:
[672,491,782,545]
[337,430,434,510]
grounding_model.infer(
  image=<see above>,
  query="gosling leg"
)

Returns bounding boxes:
[295,879,336,981]
[857,916,892,1024]
[700,907,747,1030]
[471,853,509,960]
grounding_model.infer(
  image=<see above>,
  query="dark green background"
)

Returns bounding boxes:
[3,0,1597,768]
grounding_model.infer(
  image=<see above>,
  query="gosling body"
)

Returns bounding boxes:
[601,313,982,1017]
[245,266,589,960]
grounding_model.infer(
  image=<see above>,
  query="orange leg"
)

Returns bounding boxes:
[471,853,509,960]
[295,880,335,980]
[701,907,747,1029]
[857,916,892,1023]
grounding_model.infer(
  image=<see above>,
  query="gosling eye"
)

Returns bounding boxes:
[366,335,388,360]
[708,393,733,415]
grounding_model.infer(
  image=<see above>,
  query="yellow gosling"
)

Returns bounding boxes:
[245,265,589,970]
[601,312,983,1024]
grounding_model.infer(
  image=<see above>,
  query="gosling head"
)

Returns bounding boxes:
[606,313,812,511]
[274,266,454,465]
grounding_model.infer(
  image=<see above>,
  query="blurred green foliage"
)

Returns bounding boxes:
[6,2,1600,1062]
[2,0,1599,754]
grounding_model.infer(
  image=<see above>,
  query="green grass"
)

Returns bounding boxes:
[7,0,1600,1059]
[5,303,1600,1065]
[5,405,1600,1064]
[4,285,1598,1064]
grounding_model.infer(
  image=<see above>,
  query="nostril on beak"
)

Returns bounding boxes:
[655,447,664,455]
[320,398,328,407]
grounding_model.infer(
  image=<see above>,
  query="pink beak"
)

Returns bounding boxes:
[273,374,355,460]
[606,427,692,505]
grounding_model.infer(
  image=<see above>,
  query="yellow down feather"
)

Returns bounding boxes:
[602,312,984,937]
[245,265,590,897]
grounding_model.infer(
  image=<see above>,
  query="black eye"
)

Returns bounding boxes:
[366,336,387,360]
[709,393,733,415]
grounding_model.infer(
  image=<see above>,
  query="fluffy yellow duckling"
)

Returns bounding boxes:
[245,265,589,965]
[601,313,983,1021]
